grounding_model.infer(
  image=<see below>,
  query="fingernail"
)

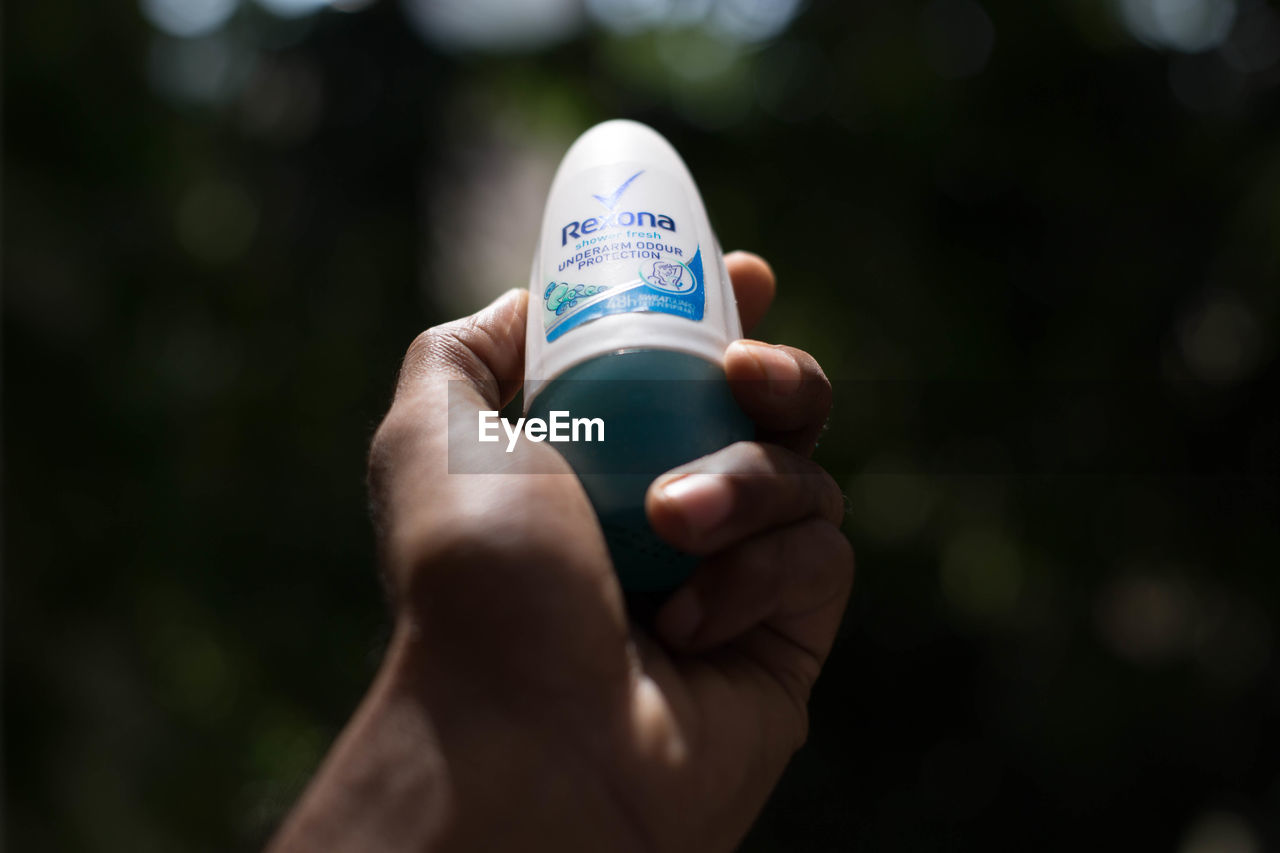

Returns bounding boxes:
[658,587,701,646]
[745,344,801,396]
[661,474,732,532]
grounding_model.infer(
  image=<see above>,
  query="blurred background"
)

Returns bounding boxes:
[5,0,1280,849]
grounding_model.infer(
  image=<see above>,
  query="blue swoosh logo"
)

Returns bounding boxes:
[592,170,644,210]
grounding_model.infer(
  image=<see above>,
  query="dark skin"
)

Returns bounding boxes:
[268,252,853,852]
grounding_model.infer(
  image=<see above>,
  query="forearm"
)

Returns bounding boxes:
[267,629,454,852]
[268,626,650,853]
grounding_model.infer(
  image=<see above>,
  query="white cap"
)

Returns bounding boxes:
[524,120,742,406]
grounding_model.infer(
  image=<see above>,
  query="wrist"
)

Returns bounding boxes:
[387,624,653,853]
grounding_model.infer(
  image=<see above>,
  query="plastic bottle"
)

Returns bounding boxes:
[525,119,752,594]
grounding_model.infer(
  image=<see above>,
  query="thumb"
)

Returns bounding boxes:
[395,288,528,411]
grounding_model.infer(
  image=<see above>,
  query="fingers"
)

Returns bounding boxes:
[724,341,832,456]
[723,253,831,456]
[654,518,853,658]
[645,438,854,692]
[725,251,775,334]
[389,251,768,411]
[645,442,845,557]
[394,288,528,411]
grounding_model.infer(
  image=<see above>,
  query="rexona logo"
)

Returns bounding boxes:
[559,169,677,245]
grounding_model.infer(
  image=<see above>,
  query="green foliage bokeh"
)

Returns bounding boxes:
[5,0,1279,849]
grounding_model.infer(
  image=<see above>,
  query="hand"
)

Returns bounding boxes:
[269,252,854,853]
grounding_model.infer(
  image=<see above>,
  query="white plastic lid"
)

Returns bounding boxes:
[524,119,741,407]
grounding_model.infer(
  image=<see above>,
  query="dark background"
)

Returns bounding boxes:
[5,0,1280,849]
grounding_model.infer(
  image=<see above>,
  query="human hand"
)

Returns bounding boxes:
[269,252,853,853]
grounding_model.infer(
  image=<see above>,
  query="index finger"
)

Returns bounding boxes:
[726,251,775,334]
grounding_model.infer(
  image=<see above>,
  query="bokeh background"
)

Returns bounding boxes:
[6,0,1280,849]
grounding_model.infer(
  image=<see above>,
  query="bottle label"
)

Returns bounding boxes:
[541,165,704,342]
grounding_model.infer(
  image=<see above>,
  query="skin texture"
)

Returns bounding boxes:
[268,252,854,853]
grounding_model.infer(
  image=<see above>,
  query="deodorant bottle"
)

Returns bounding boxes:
[524,119,752,593]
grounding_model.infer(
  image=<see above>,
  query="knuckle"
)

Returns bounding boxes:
[663,440,769,491]
[717,443,841,525]
[819,470,847,525]
[402,326,441,372]
[788,346,831,396]
[367,411,407,498]
[810,373,834,415]
[368,403,416,467]
[721,441,794,484]
[807,355,832,394]
[793,519,855,602]
[766,529,798,595]
[722,439,773,474]
[397,329,436,394]
[401,321,477,375]
[365,408,427,557]
[766,656,814,749]
[404,326,436,361]
[397,323,503,405]
[713,532,774,587]
[402,324,458,380]
[809,517,852,564]
[819,523,856,595]
[773,457,830,517]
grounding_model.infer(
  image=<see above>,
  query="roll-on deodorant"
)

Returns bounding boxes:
[525,119,752,593]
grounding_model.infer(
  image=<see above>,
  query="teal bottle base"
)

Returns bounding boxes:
[528,349,753,595]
